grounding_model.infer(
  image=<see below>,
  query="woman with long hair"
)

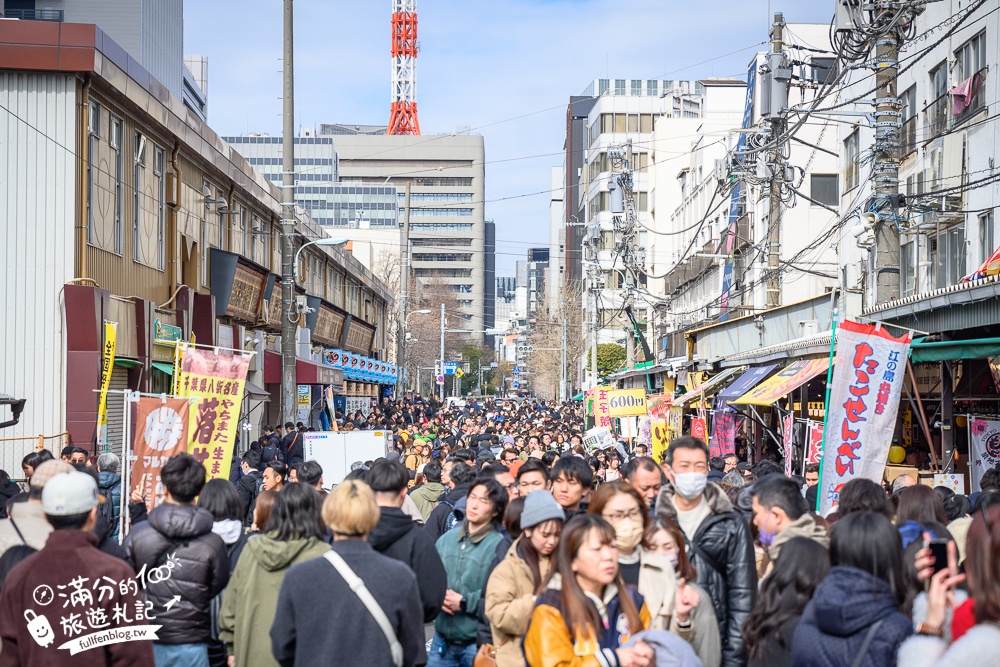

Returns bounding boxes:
[742,537,830,667]
[791,512,913,667]
[523,514,653,667]
[219,483,329,667]
[250,489,278,533]
[897,504,1000,665]
[645,515,721,667]
[485,491,565,667]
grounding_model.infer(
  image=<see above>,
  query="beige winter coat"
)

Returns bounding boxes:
[484,539,552,667]
[638,550,722,667]
[763,513,829,578]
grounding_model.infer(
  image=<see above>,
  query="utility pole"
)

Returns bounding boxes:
[395,181,411,398]
[872,9,902,305]
[439,302,445,401]
[279,0,297,425]
[590,240,599,387]
[764,12,787,309]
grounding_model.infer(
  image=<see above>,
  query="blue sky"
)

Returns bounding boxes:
[185,0,833,274]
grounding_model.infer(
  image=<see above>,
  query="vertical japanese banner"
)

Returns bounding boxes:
[651,420,670,464]
[96,321,117,450]
[711,410,737,457]
[131,397,191,510]
[297,385,311,424]
[818,320,912,515]
[968,417,1000,491]
[592,386,613,429]
[177,348,251,482]
[691,417,707,444]
[806,421,823,465]
[783,414,795,477]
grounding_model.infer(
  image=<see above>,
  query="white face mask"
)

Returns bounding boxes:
[666,551,680,570]
[673,472,708,500]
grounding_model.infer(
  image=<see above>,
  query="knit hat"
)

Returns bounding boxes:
[29,460,75,490]
[42,471,98,516]
[520,490,565,529]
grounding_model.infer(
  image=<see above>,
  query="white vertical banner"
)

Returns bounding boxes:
[968,416,1000,492]
[783,413,794,477]
[819,320,912,515]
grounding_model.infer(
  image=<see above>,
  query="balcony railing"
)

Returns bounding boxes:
[4,8,64,21]
[923,68,989,143]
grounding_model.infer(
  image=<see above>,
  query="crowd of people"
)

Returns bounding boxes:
[0,394,998,667]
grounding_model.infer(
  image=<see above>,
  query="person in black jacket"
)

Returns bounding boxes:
[123,453,230,665]
[237,450,264,528]
[281,422,304,467]
[366,459,447,626]
[656,436,757,667]
[424,461,476,542]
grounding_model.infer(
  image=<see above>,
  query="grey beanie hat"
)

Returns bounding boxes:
[520,490,565,530]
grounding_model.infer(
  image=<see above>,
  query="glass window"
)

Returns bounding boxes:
[627,114,639,132]
[155,147,164,269]
[980,210,997,262]
[631,80,641,97]
[810,174,839,206]
[615,79,625,95]
[928,61,949,138]
[901,241,915,296]
[955,32,986,118]
[929,225,966,289]
[614,114,626,133]
[601,113,613,133]
[86,102,100,244]
[646,80,657,96]
[811,57,838,85]
[640,114,652,133]
[900,86,917,157]
[843,131,859,192]
[599,79,609,96]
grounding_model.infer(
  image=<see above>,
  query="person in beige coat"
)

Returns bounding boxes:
[485,490,565,667]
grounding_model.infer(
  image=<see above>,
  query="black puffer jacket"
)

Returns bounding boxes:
[123,503,229,644]
[367,506,448,623]
[656,482,756,667]
[424,483,470,542]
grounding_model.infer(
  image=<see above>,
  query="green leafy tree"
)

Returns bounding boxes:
[586,343,626,381]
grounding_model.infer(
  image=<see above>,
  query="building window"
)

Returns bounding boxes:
[202,180,212,286]
[980,209,997,262]
[154,147,165,269]
[843,130,859,192]
[646,80,657,96]
[133,132,146,262]
[929,224,966,289]
[955,32,986,119]
[928,61,949,138]
[615,79,625,95]
[811,57,838,85]
[901,240,916,296]
[111,116,123,255]
[810,174,839,206]
[631,80,641,97]
[599,79,609,96]
[86,102,100,245]
[900,86,917,157]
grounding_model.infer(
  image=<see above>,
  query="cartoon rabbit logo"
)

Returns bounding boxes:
[24,609,54,647]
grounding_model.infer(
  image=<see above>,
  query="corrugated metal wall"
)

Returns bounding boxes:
[0,72,77,470]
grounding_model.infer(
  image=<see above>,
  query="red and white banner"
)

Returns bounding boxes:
[783,414,795,477]
[819,320,912,515]
[969,417,1000,491]
[806,421,823,465]
[131,397,191,510]
[691,417,706,441]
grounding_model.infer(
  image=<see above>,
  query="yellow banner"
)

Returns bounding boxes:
[96,322,116,450]
[607,388,648,417]
[177,347,250,482]
[588,385,613,428]
[651,419,670,464]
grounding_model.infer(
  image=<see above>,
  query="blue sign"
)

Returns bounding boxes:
[512,381,520,389]
[443,362,458,375]
[513,366,521,375]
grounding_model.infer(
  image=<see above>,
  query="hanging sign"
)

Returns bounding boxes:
[806,421,823,465]
[607,388,647,417]
[969,417,1000,491]
[96,322,117,450]
[783,413,795,477]
[711,410,737,458]
[131,397,191,510]
[691,417,706,441]
[818,320,912,515]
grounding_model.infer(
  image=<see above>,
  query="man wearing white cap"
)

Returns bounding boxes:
[0,470,154,665]
[0,459,75,558]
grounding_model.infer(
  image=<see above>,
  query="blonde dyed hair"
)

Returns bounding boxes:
[322,480,379,536]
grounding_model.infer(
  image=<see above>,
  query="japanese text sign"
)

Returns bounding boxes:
[131,397,190,511]
[819,320,911,515]
[607,388,648,417]
[589,386,613,428]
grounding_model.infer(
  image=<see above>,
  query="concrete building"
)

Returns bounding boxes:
[332,131,490,342]
[2,0,208,120]
[0,21,393,474]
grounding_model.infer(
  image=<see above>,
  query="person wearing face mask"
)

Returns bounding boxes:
[750,476,829,579]
[654,436,756,667]
[484,491,565,667]
[590,482,721,667]
[646,516,722,667]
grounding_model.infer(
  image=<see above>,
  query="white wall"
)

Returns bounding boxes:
[0,72,77,467]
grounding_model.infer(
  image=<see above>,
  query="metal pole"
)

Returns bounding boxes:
[590,248,598,386]
[873,14,902,305]
[439,302,445,401]
[396,182,411,397]
[279,0,297,425]
[560,318,567,402]
[765,12,784,309]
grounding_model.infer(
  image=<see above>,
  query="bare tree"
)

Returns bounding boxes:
[404,279,474,396]
[527,283,587,399]
[371,247,401,363]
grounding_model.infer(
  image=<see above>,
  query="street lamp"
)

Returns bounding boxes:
[293,237,348,280]
[397,309,432,397]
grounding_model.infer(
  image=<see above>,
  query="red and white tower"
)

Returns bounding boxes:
[387,0,420,135]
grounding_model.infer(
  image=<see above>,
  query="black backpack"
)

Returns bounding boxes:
[243,471,265,527]
[98,499,117,535]
[261,443,284,464]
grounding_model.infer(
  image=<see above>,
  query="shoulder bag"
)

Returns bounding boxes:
[323,550,404,667]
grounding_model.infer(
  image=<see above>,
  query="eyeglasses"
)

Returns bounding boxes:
[604,508,643,522]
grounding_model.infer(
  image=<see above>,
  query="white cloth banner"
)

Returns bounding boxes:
[819,320,912,515]
[783,413,795,477]
[968,417,1000,492]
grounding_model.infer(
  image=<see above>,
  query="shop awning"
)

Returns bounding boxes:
[671,367,744,406]
[730,357,829,406]
[263,351,344,388]
[114,358,142,369]
[909,336,1000,363]
[244,381,270,400]
[715,364,779,405]
[151,361,174,375]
